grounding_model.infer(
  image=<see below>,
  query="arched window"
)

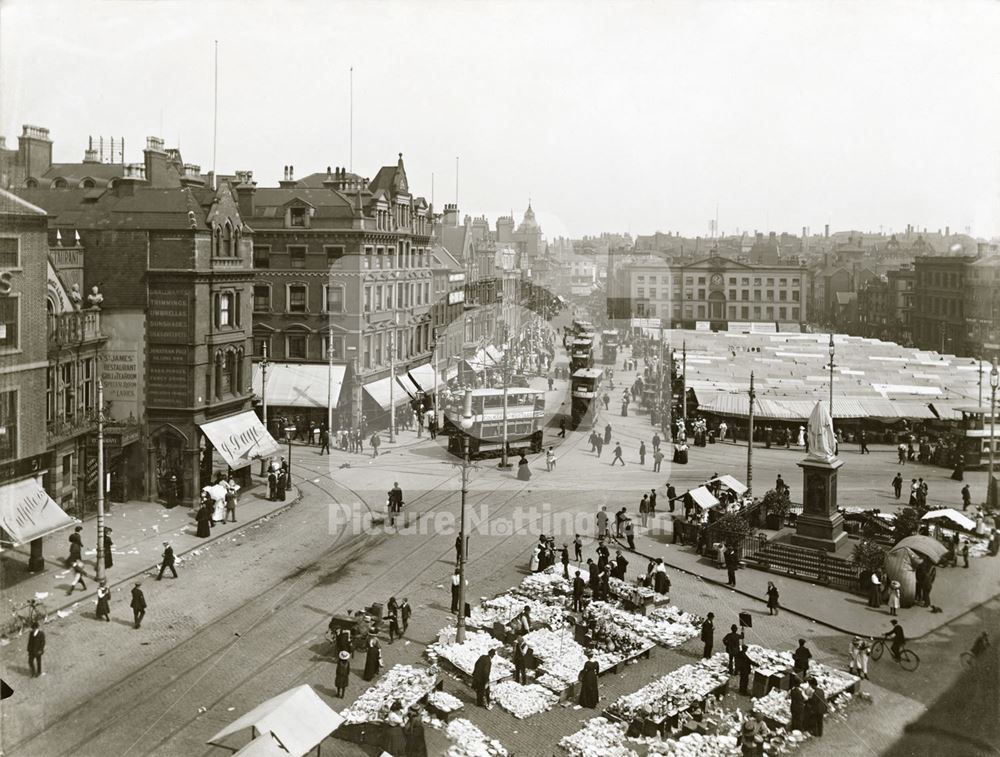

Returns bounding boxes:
[52,178,68,189]
[215,352,225,399]
[223,222,233,257]
[25,178,38,188]
[234,348,244,393]
[81,178,96,189]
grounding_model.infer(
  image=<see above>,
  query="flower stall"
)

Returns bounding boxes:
[335,664,440,747]
[427,627,515,683]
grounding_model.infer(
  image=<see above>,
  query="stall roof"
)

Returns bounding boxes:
[232,733,290,757]
[708,474,748,495]
[207,685,343,757]
[922,509,976,531]
[687,486,720,509]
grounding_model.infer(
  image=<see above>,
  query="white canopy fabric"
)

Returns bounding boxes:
[687,486,720,509]
[922,509,976,532]
[407,363,439,392]
[363,375,413,410]
[207,685,343,757]
[252,363,346,409]
[0,477,77,546]
[709,474,748,495]
[485,345,504,365]
[232,733,290,757]
[463,348,489,372]
[199,411,281,470]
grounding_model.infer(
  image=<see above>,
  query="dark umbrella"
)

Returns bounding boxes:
[892,535,949,564]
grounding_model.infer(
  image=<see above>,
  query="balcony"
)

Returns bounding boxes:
[48,310,104,349]
[47,411,99,447]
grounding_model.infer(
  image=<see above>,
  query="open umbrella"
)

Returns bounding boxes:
[892,535,949,564]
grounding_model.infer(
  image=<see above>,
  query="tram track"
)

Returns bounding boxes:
[9,454,526,757]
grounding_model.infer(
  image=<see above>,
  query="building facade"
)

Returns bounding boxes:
[245,158,437,432]
[912,255,977,355]
[623,254,810,328]
[966,255,1000,362]
[0,189,76,570]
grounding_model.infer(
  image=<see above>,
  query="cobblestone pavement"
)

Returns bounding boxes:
[1,368,996,756]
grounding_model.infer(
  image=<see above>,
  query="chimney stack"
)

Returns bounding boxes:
[115,163,147,197]
[323,166,338,190]
[824,224,829,238]
[235,170,256,218]
[279,165,296,188]
[143,136,168,187]
[945,225,950,237]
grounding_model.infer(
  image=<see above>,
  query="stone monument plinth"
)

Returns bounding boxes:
[791,402,848,553]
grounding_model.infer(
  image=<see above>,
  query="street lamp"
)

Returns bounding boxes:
[828,333,835,417]
[258,341,270,476]
[455,388,474,643]
[989,358,998,508]
[747,372,756,496]
[285,433,293,491]
[96,378,107,582]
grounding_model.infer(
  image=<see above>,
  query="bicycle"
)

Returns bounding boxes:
[960,634,990,670]
[870,637,920,671]
[10,598,48,634]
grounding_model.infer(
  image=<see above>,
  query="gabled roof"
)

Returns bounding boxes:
[681,255,753,270]
[0,187,46,216]
[368,154,409,196]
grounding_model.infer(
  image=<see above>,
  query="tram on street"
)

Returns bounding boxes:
[570,337,594,373]
[601,329,619,363]
[571,368,604,428]
[950,406,998,469]
[442,387,546,458]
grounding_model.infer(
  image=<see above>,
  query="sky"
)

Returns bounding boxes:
[2,0,999,240]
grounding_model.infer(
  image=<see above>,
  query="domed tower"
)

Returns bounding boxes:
[514,200,544,264]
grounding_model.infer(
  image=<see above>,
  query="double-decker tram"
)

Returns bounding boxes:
[570,337,594,373]
[601,329,619,363]
[571,368,604,428]
[442,388,546,458]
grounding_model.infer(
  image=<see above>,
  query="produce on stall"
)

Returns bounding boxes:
[491,680,558,718]
[427,627,515,683]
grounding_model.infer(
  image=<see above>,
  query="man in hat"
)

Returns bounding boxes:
[157,541,177,580]
[472,649,495,709]
[334,650,351,698]
[130,582,147,629]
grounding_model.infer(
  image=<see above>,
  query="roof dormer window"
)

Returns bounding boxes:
[289,207,307,227]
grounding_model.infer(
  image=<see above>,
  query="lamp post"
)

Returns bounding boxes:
[747,372,755,496]
[258,341,270,476]
[285,434,293,491]
[828,333,835,417]
[681,341,687,435]
[389,314,397,444]
[95,378,107,582]
[978,356,984,409]
[455,388,474,643]
[497,315,512,470]
[327,330,335,450]
[989,359,998,508]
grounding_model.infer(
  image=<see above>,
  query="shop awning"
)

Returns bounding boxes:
[199,411,281,470]
[408,363,440,392]
[0,477,77,546]
[207,685,343,757]
[708,474,748,495]
[486,345,504,365]
[687,486,720,509]
[363,375,413,410]
[251,363,346,409]
[464,348,489,372]
[396,373,420,398]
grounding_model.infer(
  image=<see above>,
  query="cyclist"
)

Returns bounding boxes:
[884,619,906,661]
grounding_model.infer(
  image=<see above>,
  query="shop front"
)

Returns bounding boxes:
[198,410,282,489]
[251,362,347,441]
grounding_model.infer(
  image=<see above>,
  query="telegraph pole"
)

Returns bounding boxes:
[95,379,106,582]
[747,372,756,496]
[389,315,397,443]
[456,389,473,643]
[498,322,511,469]
[681,341,687,431]
[327,330,335,445]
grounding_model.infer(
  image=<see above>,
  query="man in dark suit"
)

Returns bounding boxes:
[701,612,715,659]
[572,570,586,612]
[735,644,756,695]
[472,649,495,708]
[27,622,45,677]
[131,582,147,629]
[157,541,177,580]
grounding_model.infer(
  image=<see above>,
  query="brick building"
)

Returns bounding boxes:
[245,158,441,432]
[912,255,978,355]
[19,141,277,506]
[0,189,76,570]
[966,254,1000,361]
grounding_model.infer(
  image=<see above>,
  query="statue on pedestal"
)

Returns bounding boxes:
[805,401,838,464]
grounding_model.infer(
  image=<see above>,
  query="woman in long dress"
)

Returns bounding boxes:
[578,653,600,708]
[103,528,114,570]
[404,706,428,757]
[334,650,351,697]
[529,547,540,573]
[211,490,227,524]
[516,454,532,481]
[363,636,382,681]
[195,503,212,538]
[95,581,111,622]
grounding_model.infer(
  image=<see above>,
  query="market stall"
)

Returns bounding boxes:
[335,664,439,748]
